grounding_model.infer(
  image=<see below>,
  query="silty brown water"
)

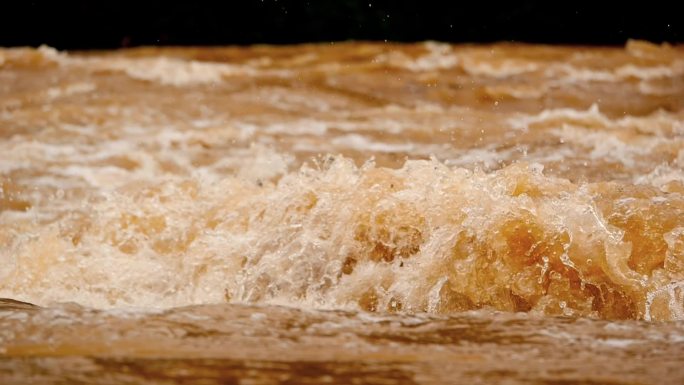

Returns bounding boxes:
[1,41,683,384]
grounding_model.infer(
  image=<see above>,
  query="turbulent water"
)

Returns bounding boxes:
[1,41,684,322]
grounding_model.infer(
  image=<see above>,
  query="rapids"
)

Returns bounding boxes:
[1,41,683,321]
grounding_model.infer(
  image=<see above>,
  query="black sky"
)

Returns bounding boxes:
[1,1,682,49]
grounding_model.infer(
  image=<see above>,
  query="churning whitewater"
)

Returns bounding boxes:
[0,41,683,320]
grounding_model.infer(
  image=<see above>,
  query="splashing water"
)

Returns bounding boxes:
[1,41,683,320]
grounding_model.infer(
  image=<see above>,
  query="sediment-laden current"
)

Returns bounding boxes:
[1,41,683,384]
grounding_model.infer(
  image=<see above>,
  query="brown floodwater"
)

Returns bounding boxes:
[0,41,683,384]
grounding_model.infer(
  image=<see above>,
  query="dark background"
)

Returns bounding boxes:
[1,1,682,50]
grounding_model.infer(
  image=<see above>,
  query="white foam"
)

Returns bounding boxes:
[331,134,415,153]
[45,83,96,99]
[462,59,539,78]
[374,42,458,72]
